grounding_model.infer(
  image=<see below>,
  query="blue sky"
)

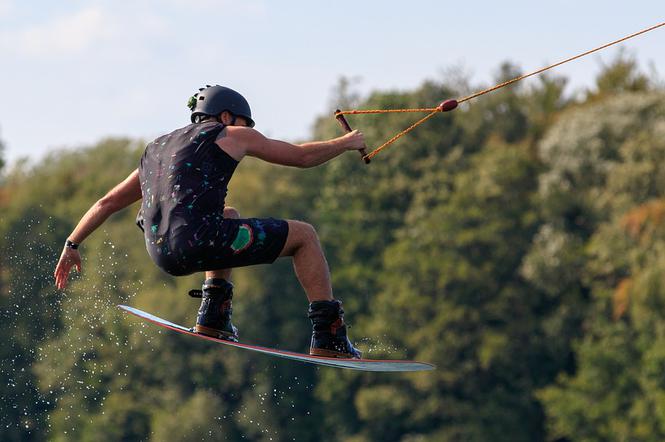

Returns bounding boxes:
[1,1,663,165]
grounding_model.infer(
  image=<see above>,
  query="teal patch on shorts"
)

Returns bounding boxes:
[231,224,253,254]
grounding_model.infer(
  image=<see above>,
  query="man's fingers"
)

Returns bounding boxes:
[57,274,67,289]
[54,252,81,289]
[54,262,69,289]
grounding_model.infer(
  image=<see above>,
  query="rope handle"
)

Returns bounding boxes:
[335,109,371,164]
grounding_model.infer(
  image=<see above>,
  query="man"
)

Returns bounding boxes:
[54,85,365,359]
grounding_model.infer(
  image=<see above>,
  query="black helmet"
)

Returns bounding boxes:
[188,85,255,127]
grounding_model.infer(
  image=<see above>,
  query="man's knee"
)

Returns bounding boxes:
[295,221,321,248]
[281,220,319,256]
[224,206,240,219]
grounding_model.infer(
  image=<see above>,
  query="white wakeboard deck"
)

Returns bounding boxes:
[119,305,434,372]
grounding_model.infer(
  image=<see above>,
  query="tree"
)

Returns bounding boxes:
[592,50,652,98]
[19,138,328,441]
[311,70,573,441]
[537,92,665,441]
[2,61,662,441]
[0,127,5,174]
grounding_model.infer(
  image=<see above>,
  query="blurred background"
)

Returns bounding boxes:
[1,1,664,441]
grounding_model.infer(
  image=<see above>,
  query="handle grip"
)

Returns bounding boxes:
[335,109,370,164]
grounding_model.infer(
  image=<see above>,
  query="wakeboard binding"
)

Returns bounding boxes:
[308,299,361,359]
[190,278,239,342]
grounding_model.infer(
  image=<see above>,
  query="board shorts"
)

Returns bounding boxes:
[146,217,289,277]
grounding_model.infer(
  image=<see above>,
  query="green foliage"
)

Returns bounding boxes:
[0,139,326,441]
[336,142,545,441]
[0,56,663,441]
[536,92,665,440]
[593,49,652,97]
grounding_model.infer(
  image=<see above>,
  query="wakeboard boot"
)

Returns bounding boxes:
[194,278,239,342]
[308,299,361,359]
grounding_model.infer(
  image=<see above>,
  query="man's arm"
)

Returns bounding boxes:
[54,169,142,289]
[66,169,142,243]
[218,127,365,168]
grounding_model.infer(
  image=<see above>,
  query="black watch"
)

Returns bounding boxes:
[65,239,79,250]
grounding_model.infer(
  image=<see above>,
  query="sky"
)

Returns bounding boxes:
[0,1,663,166]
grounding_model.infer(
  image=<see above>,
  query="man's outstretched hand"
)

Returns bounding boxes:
[340,129,366,152]
[54,247,82,289]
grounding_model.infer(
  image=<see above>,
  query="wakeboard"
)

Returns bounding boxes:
[118,305,434,372]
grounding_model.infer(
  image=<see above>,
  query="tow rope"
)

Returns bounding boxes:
[334,21,665,163]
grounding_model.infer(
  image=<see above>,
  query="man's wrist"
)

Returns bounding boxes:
[335,136,351,151]
[65,239,80,250]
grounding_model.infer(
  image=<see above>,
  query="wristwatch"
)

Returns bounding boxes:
[65,239,79,250]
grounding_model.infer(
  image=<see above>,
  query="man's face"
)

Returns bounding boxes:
[233,116,249,127]
[221,111,249,127]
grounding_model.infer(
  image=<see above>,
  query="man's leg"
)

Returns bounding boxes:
[278,220,361,358]
[279,220,334,302]
[194,207,239,340]
[204,206,240,281]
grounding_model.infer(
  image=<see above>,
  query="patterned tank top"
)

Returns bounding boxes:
[137,121,238,239]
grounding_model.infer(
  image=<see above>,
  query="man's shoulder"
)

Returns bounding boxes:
[222,125,256,136]
[218,126,264,146]
[215,126,259,161]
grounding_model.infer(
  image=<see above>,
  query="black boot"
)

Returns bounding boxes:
[194,278,239,342]
[308,299,361,359]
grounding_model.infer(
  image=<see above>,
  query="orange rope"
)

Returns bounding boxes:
[336,21,665,160]
[364,110,439,160]
[457,21,665,105]
[341,107,439,115]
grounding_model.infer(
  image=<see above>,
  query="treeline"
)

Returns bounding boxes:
[1,55,664,441]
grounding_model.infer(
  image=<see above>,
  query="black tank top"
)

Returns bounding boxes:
[137,121,238,238]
